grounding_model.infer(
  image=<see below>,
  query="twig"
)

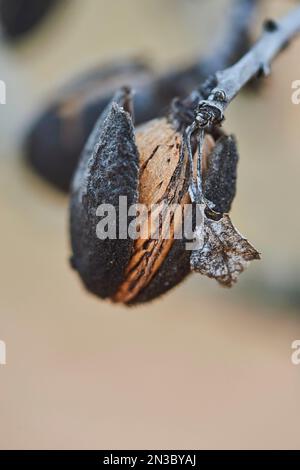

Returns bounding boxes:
[196,6,300,128]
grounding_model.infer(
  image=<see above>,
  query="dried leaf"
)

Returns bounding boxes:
[190,205,260,287]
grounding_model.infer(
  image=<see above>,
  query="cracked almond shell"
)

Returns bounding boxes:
[70,90,239,304]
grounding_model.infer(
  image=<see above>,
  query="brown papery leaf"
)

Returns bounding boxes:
[190,206,260,287]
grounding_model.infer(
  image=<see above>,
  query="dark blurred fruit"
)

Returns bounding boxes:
[0,0,58,39]
[24,59,160,191]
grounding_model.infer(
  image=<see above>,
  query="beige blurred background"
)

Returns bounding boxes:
[0,0,300,450]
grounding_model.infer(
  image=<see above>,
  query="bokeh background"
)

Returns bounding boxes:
[0,0,300,450]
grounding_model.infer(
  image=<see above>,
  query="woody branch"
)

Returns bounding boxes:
[196,5,300,127]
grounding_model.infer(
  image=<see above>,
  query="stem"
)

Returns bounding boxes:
[198,5,300,126]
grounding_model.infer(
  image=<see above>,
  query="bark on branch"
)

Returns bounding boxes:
[197,5,300,127]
